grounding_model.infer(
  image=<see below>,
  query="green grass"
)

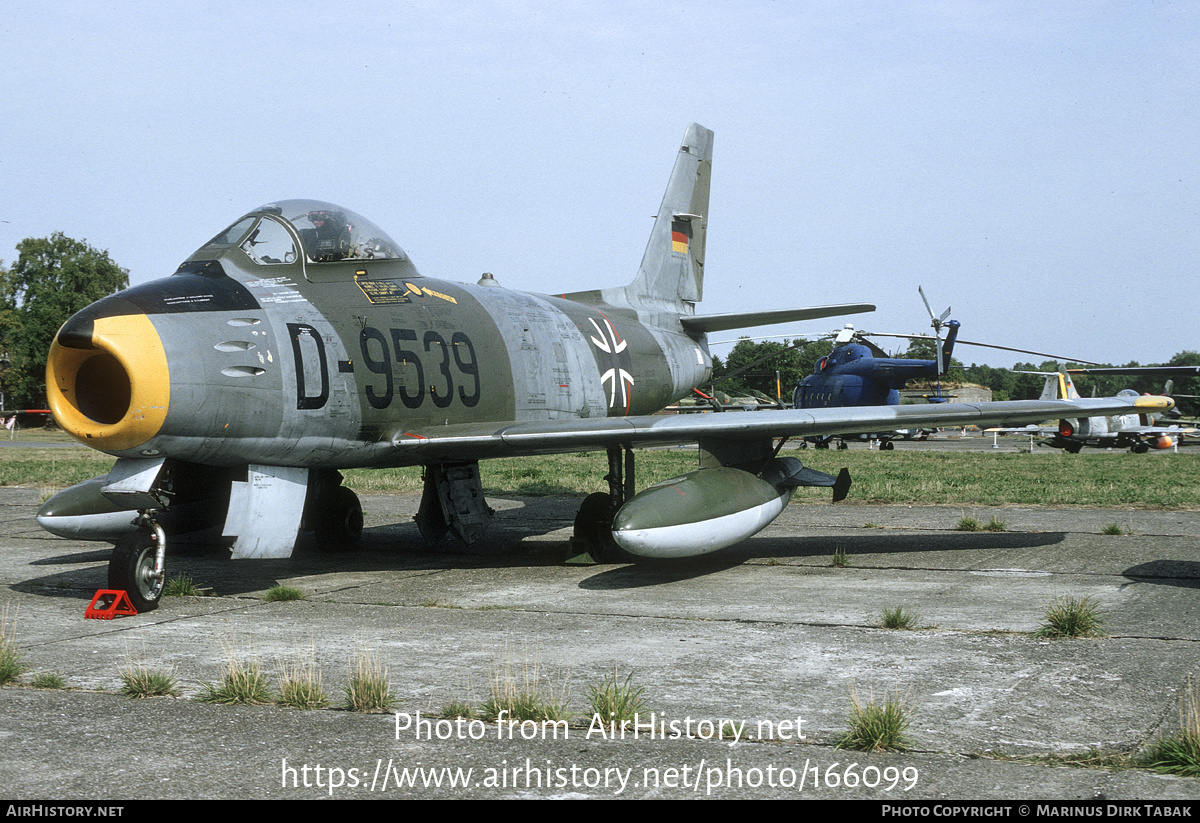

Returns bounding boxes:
[1034,595,1106,639]
[881,606,920,630]
[0,608,22,685]
[163,574,201,597]
[835,687,914,752]
[344,649,395,712]
[30,672,67,689]
[264,585,306,602]
[1143,678,1200,777]
[957,516,980,531]
[831,546,850,567]
[199,657,272,705]
[983,516,1007,532]
[351,449,1200,507]
[1102,523,1125,535]
[8,446,1200,508]
[117,661,180,698]
[0,449,115,489]
[587,666,648,730]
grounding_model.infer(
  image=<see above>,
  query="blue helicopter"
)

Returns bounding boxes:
[794,320,961,411]
[792,289,1091,449]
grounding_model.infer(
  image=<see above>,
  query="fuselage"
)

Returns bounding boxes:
[46,200,712,470]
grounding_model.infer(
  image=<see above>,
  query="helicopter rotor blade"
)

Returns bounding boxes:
[918,286,951,374]
[859,332,1103,366]
[918,286,951,328]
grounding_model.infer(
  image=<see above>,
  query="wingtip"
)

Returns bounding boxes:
[1135,396,1176,411]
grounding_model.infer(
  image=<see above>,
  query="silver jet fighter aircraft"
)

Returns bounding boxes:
[38,124,1173,610]
[991,371,1190,453]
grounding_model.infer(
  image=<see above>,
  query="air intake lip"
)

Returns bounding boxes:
[47,312,169,452]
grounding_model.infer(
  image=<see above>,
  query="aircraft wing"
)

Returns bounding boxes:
[389,396,1173,463]
[1067,366,1200,377]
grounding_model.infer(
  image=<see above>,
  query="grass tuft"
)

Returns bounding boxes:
[881,606,920,630]
[0,607,23,685]
[163,574,200,597]
[835,685,914,752]
[1143,677,1200,777]
[983,516,1007,532]
[276,649,329,710]
[344,647,395,712]
[831,546,850,567]
[1102,523,1125,535]
[31,672,67,689]
[956,516,980,532]
[199,656,272,705]
[117,660,180,698]
[480,649,569,722]
[265,585,306,602]
[439,699,476,720]
[1034,595,1106,639]
[587,666,648,731]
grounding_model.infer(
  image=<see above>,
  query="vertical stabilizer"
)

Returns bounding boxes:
[624,123,713,309]
[1039,371,1079,401]
[1060,371,1081,399]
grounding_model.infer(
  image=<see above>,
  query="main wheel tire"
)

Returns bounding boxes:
[574,492,631,563]
[315,486,363,548]
[108,531,163,613]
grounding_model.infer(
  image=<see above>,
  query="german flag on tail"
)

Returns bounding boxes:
[671,218,691,254]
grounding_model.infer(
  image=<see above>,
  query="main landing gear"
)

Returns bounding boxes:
[573,446,636,562]
[312,484,364,547]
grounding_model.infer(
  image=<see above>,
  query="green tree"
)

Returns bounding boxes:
[713,338,819,399]
[3,233,128,408]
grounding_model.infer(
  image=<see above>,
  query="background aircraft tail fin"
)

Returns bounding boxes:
[623,123,713,310]
[1039,371,1081,401]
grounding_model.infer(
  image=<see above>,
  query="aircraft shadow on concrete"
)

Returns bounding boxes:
[724,530,1067,560]
[1122,560,1200,589]
[577,531,1071,590]
[16,509,1080,601]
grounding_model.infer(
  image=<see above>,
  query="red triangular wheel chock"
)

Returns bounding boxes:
[84,590,139,619]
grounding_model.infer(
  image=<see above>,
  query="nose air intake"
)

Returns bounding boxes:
[46,312,170,452]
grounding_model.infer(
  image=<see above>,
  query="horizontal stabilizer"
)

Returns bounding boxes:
[681,303,875,334]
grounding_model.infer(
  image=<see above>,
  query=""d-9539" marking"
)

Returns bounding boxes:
[358,326,481,410]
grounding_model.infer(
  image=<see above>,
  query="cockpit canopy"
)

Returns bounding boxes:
[190,199,408,266]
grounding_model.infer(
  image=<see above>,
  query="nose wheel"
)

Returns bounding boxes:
[108,522,166,612]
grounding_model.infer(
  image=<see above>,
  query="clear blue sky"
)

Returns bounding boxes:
[2,1,1195,368]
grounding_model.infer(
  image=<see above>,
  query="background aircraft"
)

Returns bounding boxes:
[788,291,1099,449]
[991,371,1188,453]
[35,124,1170,611]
